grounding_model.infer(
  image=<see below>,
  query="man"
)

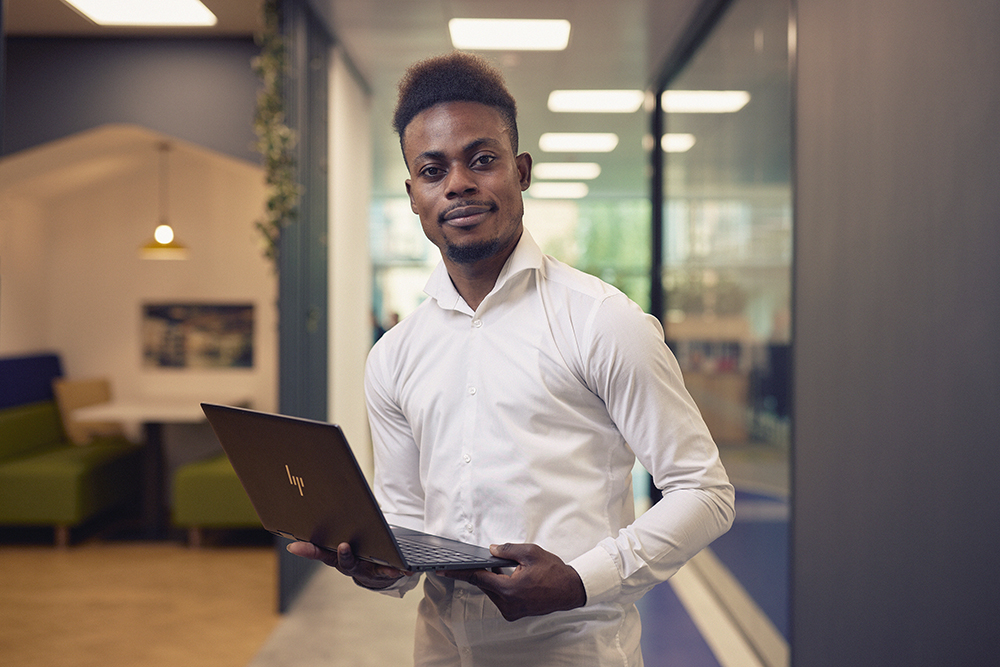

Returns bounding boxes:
[289,52,734,665]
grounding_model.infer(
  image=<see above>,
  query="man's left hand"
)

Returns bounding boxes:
[439,542,587,622]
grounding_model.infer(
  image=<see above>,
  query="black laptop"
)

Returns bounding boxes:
[201,403,516,572]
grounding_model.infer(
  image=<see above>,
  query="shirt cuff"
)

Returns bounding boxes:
[568,545,621,606]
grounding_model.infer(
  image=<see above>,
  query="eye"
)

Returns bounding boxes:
[473,154,496,167]
[419,165,443,178]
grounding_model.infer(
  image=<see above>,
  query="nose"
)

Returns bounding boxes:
[444,164,478,198]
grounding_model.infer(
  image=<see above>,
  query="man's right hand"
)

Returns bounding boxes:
[286,541,410,590]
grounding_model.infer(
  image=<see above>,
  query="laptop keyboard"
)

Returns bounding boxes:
[395,537,488,565]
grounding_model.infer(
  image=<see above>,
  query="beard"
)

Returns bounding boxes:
[443,218,524,265]
[441,207,523,265]
[444,237,506,264]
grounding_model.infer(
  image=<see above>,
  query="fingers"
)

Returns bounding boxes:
[285,540,407,588]
[441,542,587,622]
[490,542,534,563]
[286,540,339,567]
[285,541,361,571]
[440,542,532,587]
[336,542,358,573]
[285,541,392,580]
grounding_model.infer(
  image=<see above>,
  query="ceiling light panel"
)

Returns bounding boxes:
[62,0,217,26]
[662,133,696,152]
[662,90,751,113]
[532,163,602,180]
[547,90,645,113]
[538,133,619,153]
[449,19,571,51]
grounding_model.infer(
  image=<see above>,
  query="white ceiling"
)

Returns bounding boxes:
[4,0,707,198]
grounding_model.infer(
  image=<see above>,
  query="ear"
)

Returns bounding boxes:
[516,152,532,191]
[405,179,417,213]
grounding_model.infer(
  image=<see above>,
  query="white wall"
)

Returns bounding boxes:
[328,47,375,477]
[0,198,49,350]
[0,125,277,415]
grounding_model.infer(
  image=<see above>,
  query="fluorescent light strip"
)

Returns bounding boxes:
[533,163,602,180]
[62,0,217,26]
[449,18,571,51]
[662,90,751,113]
[529,182,590,199]
[539,133,619,153]
[662,134,696,152]
[548,90,645,113]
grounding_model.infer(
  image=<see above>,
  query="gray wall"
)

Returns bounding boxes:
[3,37,259,163]
[793,0,1000,664]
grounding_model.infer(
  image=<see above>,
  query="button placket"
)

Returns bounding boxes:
[459,313,481,549]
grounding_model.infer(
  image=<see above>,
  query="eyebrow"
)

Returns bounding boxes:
[413,137,502,165]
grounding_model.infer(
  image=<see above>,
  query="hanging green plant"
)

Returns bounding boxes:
[252,0,300,268]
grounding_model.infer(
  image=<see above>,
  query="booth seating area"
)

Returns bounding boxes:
[0,353,142,547]
[1,352,261,547]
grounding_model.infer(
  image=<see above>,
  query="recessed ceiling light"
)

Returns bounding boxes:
[532,163,602,180]
[62,0,217,27]
[538,133,619,153]
[547,90,645,113]
[662,90,751,113]
[529,182,590,199]
[662,133,696,152]
[449,18,571,51]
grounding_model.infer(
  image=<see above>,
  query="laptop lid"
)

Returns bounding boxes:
[200,403,514,572]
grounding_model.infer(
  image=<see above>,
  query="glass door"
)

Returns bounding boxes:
[656,0,793,643]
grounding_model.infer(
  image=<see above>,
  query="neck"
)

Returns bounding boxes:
[444,251,510,311]
[443,232,522,311]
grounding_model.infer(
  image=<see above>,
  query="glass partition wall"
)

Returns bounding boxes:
[661,0,792,457]
[655,0,793,641]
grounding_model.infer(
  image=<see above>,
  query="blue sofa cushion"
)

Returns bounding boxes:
[0,353,63,409]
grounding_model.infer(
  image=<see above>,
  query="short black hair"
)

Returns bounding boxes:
[393,52,519,156]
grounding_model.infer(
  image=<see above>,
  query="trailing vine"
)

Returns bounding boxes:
[252,0,300,268]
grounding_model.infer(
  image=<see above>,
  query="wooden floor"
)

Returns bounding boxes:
[0,534,279,667]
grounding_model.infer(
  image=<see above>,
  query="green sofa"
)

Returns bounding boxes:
[171,453,261,546]
[0,400,142,546]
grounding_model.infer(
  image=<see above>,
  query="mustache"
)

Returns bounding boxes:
[438,200,497,223]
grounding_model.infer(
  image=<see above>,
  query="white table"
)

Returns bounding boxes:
[74,397,245,539]
[73,398,213,425]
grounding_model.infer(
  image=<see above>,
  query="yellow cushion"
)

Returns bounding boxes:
[52,378,125,445]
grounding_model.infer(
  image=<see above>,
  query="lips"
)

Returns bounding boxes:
[440,203,495,227]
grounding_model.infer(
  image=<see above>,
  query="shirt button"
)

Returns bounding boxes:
[463,453,471,463]
[465,524,474,533]
[468,387,477,395]
[472,319,483,328]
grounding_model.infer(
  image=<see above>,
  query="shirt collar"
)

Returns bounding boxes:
[424,228,544,313]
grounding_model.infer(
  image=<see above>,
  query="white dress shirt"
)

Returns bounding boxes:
[364,230,735,666]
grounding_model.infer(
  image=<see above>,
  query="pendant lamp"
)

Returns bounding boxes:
[140,142,188,259]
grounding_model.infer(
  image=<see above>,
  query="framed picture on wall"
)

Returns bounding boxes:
[142,303,254,369]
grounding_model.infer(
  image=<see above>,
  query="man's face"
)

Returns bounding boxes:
[403,101,531,267]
